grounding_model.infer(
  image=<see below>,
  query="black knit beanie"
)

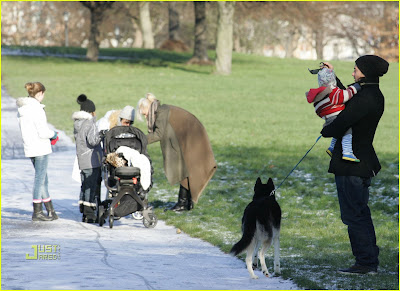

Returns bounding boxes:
[77,94,96,113]
[355,55,389,78]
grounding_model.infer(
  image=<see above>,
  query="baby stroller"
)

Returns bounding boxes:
[99,125,157,228]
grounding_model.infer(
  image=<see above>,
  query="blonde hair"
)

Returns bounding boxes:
[25,82,46,97]
[137,93,156,121]
[109,110,122,128]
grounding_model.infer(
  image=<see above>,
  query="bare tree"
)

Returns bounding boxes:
[364,2,399,62]
[130,12,143,48]
[276,2,328,59]
[81,1,114,61]
[168,2,180,40]
[139,2,154,49]
[115,1,165,49]
[215,2,235,75]
[188,1,212,65]
[160,2,189,52]
[1,2,85,47]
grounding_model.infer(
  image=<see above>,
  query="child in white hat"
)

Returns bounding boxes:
[306,67,361,162]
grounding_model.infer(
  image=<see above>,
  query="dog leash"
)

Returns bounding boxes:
[272,135,322,194]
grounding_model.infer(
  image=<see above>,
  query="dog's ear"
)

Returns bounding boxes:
[254,177,262,192]
[267,178,275,190]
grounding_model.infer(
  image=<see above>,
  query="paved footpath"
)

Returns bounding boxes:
[1,87,299,290]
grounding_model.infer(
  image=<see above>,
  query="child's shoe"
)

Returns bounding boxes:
[326,147,333,157]
[342,153,360,163]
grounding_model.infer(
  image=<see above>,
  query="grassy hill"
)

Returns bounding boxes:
[2,46,398,289]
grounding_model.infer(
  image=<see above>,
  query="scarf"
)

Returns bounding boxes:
[147,99,160,133]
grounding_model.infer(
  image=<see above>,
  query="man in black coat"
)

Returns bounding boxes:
[321,55,389,274]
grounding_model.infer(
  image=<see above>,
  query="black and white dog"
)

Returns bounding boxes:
[230,177,281,279]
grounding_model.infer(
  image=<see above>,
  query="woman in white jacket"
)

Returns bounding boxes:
[17,82,58,221]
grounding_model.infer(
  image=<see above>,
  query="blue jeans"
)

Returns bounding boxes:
[335,176,379,268]
[30,155,50,203]
[79,167,101,208]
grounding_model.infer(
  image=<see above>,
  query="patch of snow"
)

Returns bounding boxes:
[1,87,299,290]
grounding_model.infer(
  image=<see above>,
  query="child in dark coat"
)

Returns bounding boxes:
[72,94,103,223]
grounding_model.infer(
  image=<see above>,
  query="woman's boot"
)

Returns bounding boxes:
[170,185,191,212]
[32,203,52,221]
[44,200,58,220]
[187,191,194,210]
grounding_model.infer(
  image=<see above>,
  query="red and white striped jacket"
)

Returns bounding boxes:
[306,84,359,119]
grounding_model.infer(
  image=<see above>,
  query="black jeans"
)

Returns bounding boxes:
[335,176,379,269]
[79,167,101,208]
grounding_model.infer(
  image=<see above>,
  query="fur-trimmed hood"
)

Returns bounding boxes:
[71,110,93,121]
[16,97,45,117]
[16,97,37,108]
[72,110,102,170]
[72,111,95,136]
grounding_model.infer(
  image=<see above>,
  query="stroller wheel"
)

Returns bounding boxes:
[143,213,157,228]
[109,215,114,228]
[132,211,144,220]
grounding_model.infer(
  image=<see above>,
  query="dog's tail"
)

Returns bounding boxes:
[230,219,256,256]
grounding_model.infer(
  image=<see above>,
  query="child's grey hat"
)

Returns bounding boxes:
[318,68,336,87]
[119,105,135,122]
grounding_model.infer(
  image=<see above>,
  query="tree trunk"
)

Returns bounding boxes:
[139,2,154,49]
[188,1,211,64]
[86,9,100,61]
[314,29,324,60]
[131,18,143,48]
[81,1,114,62]
[284,28,299,58]
[215,2,235,75]
[168,2,180,40]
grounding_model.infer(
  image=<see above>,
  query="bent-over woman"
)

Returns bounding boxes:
[138,93,217,211]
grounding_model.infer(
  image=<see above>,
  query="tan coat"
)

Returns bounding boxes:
[147,104,217,203]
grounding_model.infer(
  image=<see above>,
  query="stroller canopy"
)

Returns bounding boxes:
[104,126,149,158]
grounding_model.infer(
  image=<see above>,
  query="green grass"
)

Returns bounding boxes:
[2,45,398,290]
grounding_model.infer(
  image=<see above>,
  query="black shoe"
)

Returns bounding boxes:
[170,202,188,212]
[83,215,96,223]
[338,265,378,275]
[168,185,194,212]
[86,217,96,223]
[188,199,194,210]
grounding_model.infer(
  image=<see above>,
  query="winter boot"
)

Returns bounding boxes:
[44,200,58,220]
[170,185,192,212]
[187,189,194,210]
[32,203,52,221]
[83,205,97,223]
